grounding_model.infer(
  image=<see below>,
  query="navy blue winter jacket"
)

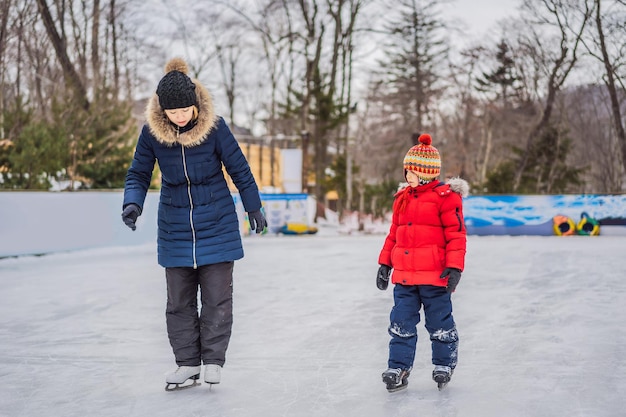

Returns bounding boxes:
[123,78,261,268]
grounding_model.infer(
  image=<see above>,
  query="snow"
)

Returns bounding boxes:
[1,233,625,417]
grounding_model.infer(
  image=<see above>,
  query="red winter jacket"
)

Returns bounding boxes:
[378,179,468,287]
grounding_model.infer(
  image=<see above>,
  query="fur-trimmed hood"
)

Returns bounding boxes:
[446,177,470,197]
[145,59,217,147]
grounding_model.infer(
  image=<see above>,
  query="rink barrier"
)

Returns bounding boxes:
[0,191,315,258]
[1,191,625,258]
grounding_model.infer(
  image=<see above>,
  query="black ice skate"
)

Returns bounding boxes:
[382,368,410,392]
[432,365,452,391]
[165,366,201,392]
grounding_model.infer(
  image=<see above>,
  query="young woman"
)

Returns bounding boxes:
[122,57,266,391]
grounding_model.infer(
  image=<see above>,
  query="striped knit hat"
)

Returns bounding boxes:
[403,133,441,181]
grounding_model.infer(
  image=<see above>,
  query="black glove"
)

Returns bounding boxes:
[376,264,392,290]
[121,204,141,231]
[440,267,462,293]
[248,210,267,234]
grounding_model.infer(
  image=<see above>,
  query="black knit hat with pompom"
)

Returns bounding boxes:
[156,58,197,110]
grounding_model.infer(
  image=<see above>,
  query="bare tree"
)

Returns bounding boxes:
[565,85,620,192]
[447,46,485,182]
[36,0,90,109]
[242,0,368,200]
[512,0,592,191]
[0,0,13,139]
[91,0,101,97]
[589,0,626,185]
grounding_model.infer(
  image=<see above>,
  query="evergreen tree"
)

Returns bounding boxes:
[378,0,449,132]
[362,0,449,214]
[484,125,586,194]
[364,179,399,219]
[49,91,136,189]
[74,94,136,189]
[0,92,136,190]
[0,99,67,189]
[324,153,359,213]
[476,40,522,109]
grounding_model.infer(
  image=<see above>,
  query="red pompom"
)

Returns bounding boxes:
[419,134,432,146]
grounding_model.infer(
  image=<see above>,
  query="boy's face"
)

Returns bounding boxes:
[405,170,420,188]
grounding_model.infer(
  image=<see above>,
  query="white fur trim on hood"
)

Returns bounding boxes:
[446,177,470,198]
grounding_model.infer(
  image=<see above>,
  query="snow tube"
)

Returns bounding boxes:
[278,223,319,235]
[576,212,600,236]
[553,215,576,236]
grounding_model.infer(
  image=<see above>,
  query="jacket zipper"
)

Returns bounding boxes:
[455,207,463,232]
[179,127,198,269]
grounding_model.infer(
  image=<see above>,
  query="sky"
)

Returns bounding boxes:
[444,0,520,42]
[1,230,625,417]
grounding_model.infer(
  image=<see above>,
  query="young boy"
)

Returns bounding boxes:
[376,133,468,392]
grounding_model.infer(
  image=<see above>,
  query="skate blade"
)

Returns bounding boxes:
[437,382,448,391]
[165,378,201,392]
[386,382,408,393]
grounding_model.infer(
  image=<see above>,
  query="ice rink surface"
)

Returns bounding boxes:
[1,233,624,417]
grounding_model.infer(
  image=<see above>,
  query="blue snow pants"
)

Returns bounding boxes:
[387,284,458,370]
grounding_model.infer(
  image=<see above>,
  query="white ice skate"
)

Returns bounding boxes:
[165,365,201,391]
[204,364,221,386]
